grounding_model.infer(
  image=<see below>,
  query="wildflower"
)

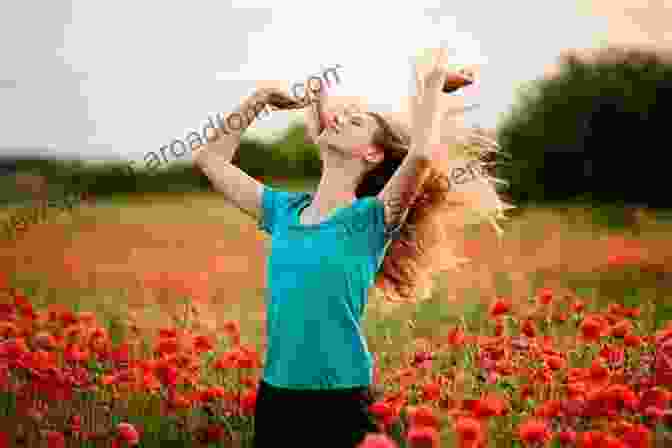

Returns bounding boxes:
[579,314,609,343]
[407,426,440,448]
[240,388,257,416]
[421,381,442,402]
[545,355,565,370]
[586,359,610,391]
[557,430,576,446]
[622,423,651,448]
[407,405,440,428]
[624,334,641,347]
[521,319,536,338]
[473,393,506,418]
[454,416,482,448]
[494,318,505,336]
[537,288,553,305]
[518,419,549,447]
[45,431,66,448]
[115,423,139,446]
[571,300,585,314]
[358,434,398,448]
[489,298,511,317]
[611,319,633,338]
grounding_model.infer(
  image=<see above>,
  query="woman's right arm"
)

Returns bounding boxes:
[193,88,309,221]
[193,90,270,221]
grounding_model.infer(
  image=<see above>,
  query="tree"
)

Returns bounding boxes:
[495,46,672,208]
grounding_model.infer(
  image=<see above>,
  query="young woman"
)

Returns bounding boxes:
[194,48,510,448]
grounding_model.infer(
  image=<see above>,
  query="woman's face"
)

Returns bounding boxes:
[315,104,382,161]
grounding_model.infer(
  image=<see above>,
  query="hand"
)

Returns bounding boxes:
[410,47,452,151]
[256,87,310,111]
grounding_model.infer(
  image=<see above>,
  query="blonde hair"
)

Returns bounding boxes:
[357,111,514,310]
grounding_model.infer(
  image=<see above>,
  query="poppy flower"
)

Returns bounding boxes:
[611,319,633,338]
[579,314,610,342]
[545,355,565,371]
[489,298,511,317]
[537,288,553,305]
[446,328,466,350]
[517,419,549,447]
[407,426,440,448]
[624,334,641,347]
[571,300,585,314]
[473,393,506,418]
[557,430,576,446]
[46,431,65,448]
[622,423,651,448]
[521,319,536,338]
[454,416,483,448]
[116,423,139,446]
[586,359,610,391]
[358,434,398,448]
[421,382,442,402]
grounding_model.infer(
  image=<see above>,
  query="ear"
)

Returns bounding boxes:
[354,144,384,164]
[365,147,385,165]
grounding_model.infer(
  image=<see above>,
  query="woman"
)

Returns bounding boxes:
[194,48,510,448]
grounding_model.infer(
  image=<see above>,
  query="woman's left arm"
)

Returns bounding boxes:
[376,48,452,234]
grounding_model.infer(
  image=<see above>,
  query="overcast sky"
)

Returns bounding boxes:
[1,0,670,164]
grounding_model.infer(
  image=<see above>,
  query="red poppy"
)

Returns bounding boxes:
[537,288,553,305]
[545,355,565,371]
[624,334,642,347]
[489,298,511,317]
[454,416,483,448]
[447,327,466,347]
[557,430,576,446]
[579,314,610,342]
[611,319,633,338]
[421,381,442,402]
[571,300,585,314]
[521,319,536,338]
[622,423,651,448]
[359,434,398,448]
[473,393,506,418]
[407,425,440,448]
[586,359,610,391]
[46,431,66,448]
[240,388,257,416]
[517,419,549,447]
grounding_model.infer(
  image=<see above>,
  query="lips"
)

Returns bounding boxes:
[319,111,337,130]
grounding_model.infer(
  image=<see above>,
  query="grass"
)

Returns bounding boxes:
[3,179,672,375]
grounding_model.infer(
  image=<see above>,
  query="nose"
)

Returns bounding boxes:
[319,111,338,130]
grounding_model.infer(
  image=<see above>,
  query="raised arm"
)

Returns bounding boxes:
[193,88,308,220]
[377,48,469,234]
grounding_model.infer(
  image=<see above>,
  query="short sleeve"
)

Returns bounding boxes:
[257,186,307,235]
[365,197,401,255]
[369,197,403,243]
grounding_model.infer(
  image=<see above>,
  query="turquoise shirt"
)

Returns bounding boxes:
[257,186,395,390]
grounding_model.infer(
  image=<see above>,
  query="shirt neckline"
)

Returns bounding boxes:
[290,193,360,229]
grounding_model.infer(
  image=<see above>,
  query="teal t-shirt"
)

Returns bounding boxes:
[257,186,395,390]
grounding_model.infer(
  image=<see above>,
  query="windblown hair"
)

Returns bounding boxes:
[356,111,513,310]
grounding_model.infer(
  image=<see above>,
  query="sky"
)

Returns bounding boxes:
[1,0,671,165]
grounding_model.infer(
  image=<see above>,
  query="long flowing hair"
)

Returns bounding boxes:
[304,94,514,311]
[356,107,514,310]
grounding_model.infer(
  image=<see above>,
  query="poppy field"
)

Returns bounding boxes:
[1,191,672,447]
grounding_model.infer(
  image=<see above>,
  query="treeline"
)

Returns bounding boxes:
[3,45,672,211]
[495,46,672,209]
[0,123,322,204]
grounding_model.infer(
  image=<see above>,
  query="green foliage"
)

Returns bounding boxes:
[0,123,322,203]
[496,46,672,209]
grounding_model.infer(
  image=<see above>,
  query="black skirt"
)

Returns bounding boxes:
[253,380,380,448]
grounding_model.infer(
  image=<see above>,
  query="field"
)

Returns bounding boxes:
[1,179,672,447]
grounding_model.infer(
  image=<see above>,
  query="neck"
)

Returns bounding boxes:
[308,149,364,219]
